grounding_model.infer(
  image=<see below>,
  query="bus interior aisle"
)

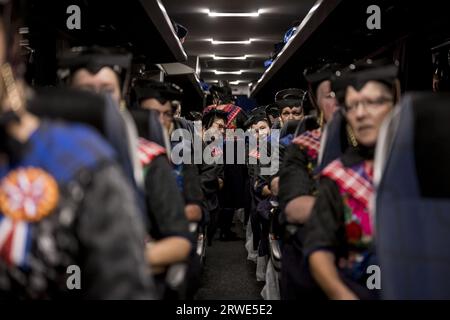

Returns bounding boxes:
[1,0,450,303]
[196,216,264,300]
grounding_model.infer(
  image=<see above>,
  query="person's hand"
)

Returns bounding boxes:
[330,287,359,300]
[262,185,272,197]
[218,178,224,190]
[185,204,202,222]
[270,177,279,196]
[145,242,166,274]
[433,74,440,92]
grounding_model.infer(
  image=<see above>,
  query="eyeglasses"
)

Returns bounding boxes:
[344,97,393,114]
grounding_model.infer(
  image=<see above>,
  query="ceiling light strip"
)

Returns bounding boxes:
[206,9,263,17]
[213,70,244,75]
[213,55,248,60]
[210,38,254,45]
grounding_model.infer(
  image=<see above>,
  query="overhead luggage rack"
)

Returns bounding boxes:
[27,0,188,86]
[250,0,450,104]
[250,0,342,102]
[162,62,205,113]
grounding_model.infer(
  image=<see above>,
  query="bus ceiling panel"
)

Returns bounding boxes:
[163,0,317,90]
[203,60,262,70]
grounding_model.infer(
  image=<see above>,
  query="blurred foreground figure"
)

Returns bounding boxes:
[0,1,154,299]
[60,49,193,299]
[376,92,450,299]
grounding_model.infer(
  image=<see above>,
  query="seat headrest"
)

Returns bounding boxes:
[413,93,450,198]
[29,88,106,135]
[130,109,167,149]
[280,120,301,138]
[376,92,450,198]
[130,109,151,139]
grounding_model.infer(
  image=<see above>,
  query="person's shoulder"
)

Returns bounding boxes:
[280,134,294,146]
[319,158,349,195]
[321,158,344,177]
[293,128,321,141]
[281,141,304,161]
[138,137,166,167]
[49,120,91,135]
[44,120,116,165]
[50,121,112,150]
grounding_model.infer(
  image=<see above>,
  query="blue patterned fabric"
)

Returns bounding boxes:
[0,120,115,183]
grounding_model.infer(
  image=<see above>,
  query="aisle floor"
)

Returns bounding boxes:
[195,221,264,300]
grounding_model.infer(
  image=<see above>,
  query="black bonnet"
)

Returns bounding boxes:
[331,59,399,105]
[58,46,132,94]
[131,79,183,107]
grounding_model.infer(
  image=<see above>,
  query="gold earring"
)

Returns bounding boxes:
[119,99,127,111]
[318,111,324,128]
[346,124,358,147]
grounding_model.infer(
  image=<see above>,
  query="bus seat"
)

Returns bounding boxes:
[375,92,450,299]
